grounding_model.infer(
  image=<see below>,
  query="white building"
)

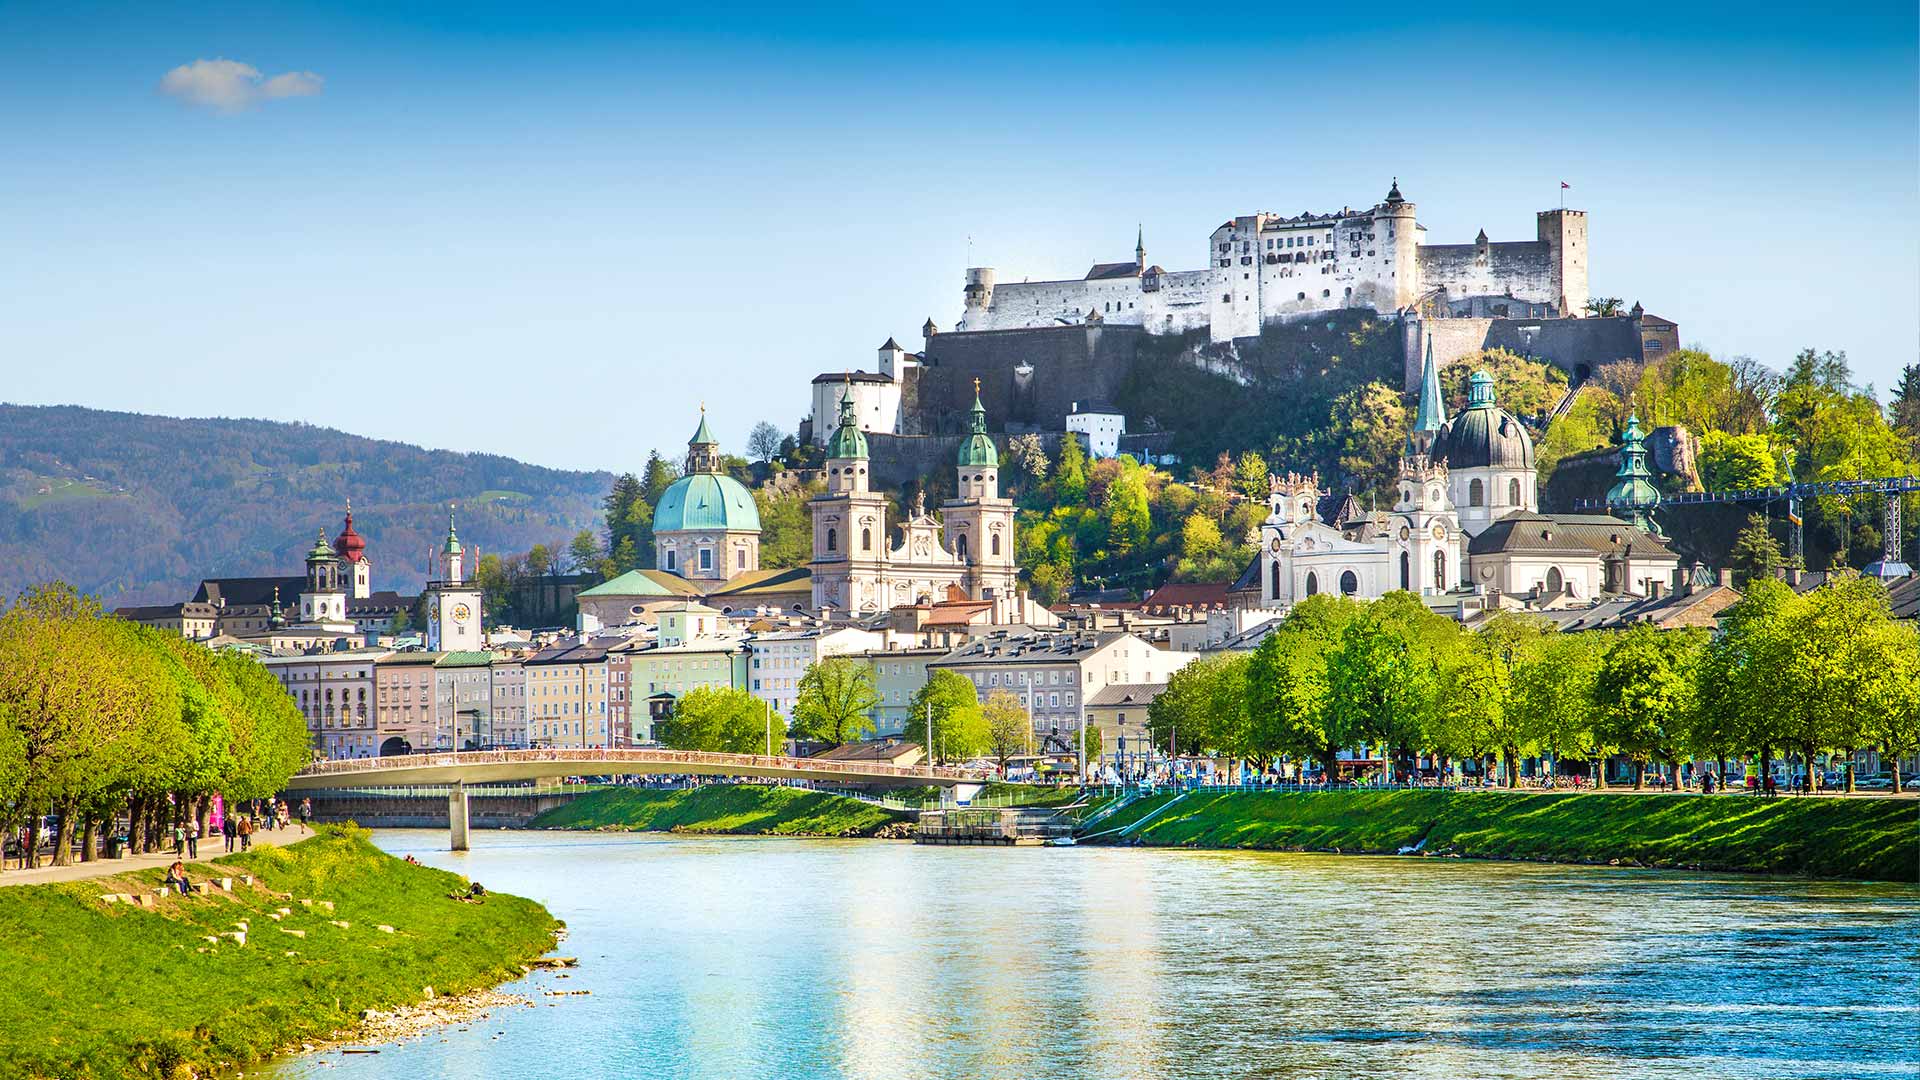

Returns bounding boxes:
[928,630,1197,750]
[748,625,886,718]
[808,339,917,446]
[1065,403,1126,459]
[263,648,389,760]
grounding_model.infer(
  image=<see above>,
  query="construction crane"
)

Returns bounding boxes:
[1579,476,1920,575]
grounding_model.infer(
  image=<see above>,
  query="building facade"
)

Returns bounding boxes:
[263,648,386,759]
[374,652,440,755]
[654,412,762,583]
[929,630,1197,749]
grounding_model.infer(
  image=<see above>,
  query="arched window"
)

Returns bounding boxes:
[1433,550,1447,591]
[825,528,837,553]
[1305,572,1319,597]
[1271,559,1283,600]
[1339,570,1358,595]
[1547,566,1564,593]
[861,528,872,552]
[1469,479,1485,507]
[1399,552,1410,591]
[990,534,1001,556]
[1509,478,1522,506]
[956,533,969,561]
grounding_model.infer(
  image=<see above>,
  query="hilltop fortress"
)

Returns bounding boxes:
[956,181,1588,341]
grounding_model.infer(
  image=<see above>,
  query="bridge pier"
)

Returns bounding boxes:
[448,781,469,851]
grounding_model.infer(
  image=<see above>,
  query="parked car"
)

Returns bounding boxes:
[1905,777,1920,791]
[1855,776,1894,791]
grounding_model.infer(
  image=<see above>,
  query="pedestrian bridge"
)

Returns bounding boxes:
[283,749,986,850]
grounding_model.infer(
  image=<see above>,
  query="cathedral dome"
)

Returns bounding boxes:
[654,472,761,534]
[1437,370,1534,471]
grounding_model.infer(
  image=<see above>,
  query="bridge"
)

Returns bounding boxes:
[284,748,987,850]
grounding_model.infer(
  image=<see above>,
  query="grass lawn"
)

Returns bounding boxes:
[0,825,561,1080]
[1089,790,1920,882]
[528,784,909,836]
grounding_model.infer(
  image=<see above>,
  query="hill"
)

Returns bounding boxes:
[0,404,614,606]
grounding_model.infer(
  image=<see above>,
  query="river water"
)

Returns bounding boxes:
[269,830,1918,1080]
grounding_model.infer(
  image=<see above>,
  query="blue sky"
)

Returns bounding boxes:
[2,3,1915,472]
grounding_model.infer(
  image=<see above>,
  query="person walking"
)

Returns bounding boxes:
[299,798,313,833]
[222,815,237,853]
[185,820,199,859]
[171,822,185,858]
[238,815,252,851]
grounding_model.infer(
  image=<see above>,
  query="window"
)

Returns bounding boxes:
[956,533,969,561]
[990,534,1001,556]
[1469,479,1484,507]
[1509,478,1522,506]
[1270,559,1284,600]
[699,548,713,571]
[861,528,872,552]
[1399,551,1410,591]
[1340,570,1358,596]
[736,548,747,569]
[1547,566,1564,592]
[1434,550,1447,591]
[1305,572,1318,597]
[664,549,676,571]
[826,528,837,553]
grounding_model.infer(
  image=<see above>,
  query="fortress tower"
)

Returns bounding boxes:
[1537,208,1589,316]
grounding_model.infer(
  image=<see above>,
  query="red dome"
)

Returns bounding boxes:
[334,507,368,563]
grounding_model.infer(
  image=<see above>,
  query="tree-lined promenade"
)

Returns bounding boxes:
[0,584,311,868]
[1149,576,1920,792]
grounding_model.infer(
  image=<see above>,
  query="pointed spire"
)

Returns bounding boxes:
[689,403,716,448]
[957,376,998,468]
[1414,336,1446,433]
[1135,224,1145,267]
[969,377,987,434]
[1386,177,1404,204]
[442,503,463,556]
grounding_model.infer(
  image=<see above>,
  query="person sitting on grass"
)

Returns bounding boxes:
[447,881,487,903]
[164,861,191,896]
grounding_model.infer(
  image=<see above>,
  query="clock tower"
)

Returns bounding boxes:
[425,505,484,651]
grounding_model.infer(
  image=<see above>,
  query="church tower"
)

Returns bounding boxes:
[1396,345,1464,593]
[298,531,351,629]
[809,384,890,614]
[943,380,1018,601]
[333,500,372,599]
[425,505,484,651]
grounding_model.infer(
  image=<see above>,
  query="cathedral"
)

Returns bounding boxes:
[809,379,1019,614]
[1249,343,1679,608]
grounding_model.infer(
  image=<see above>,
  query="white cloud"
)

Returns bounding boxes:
[158,59,324,113]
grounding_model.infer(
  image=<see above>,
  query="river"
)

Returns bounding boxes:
[269,830,1918,1080]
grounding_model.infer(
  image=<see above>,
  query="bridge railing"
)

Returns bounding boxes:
[294,748,987,784]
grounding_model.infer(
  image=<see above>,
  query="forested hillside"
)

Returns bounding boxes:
[0,405,613,606]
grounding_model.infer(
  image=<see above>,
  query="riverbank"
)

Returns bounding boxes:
[528,784,911,837]
[1082,790,1920,882]
[0,825,562,1080]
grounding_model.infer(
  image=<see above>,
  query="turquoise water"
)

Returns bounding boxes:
[272,830,1919,1080]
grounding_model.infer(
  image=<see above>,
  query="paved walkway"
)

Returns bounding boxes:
[0,825,308,888]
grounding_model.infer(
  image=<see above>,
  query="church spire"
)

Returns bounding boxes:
[1135,224,1145,270]
[1413,336,1446,436]
[1606,408,1663,536]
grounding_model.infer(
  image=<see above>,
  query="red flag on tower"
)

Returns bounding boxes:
[1560,181,1570,189]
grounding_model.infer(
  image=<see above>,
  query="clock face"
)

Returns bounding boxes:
[1269,537,1282,553]
[452,603,472,624]
[1431,523,1447,541]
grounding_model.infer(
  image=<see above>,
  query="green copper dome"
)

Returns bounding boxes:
[654,472,761,533]
[826,389,869,460]
[306,531,337,562]
[1436,371,1535,471]
[690,409,717,447]
[441,506,463,556]
[957,386,998,468]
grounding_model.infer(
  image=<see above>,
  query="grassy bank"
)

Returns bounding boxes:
[1084,790,1920,882]
[529,784,910,837]
[0,826,562,1080]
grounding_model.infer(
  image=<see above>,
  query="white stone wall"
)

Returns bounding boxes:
[810,379,901,446]
[1065,411,1125,458]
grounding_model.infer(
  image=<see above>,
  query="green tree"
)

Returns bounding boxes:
[1055,433,1088,505]
[905,670,988,764]
[1593,624,1701,789]
[1232,451,1269,501]
[660,686,782,754]
[1726,514,1786,585]
[1324,592,1454,782]
[1699,431,1781,491]
[1512,631,1605,783]
[789,657,880,745]
[1178,512,1222,566]
[1244,595,1361,776]
[1440,612,1549,786]
[1584,297,1624,317]
[1104,458,1152,558]
[981,690,1031,771]
[568,530,605,578]
[1325,380,1411,496]
[1891,363,1920,457]
[603,472,644,556]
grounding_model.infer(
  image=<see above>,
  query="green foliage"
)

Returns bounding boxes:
[982,690,1030,768]
[0,826,561,1079]
[753,481,819,570]
[1726,514,1786,584]
[1441,348,1568,419]
[905,670,988,764]
[657,686,783,755]
[1054,432,1088,505]
[1699,430,1782,491]
[1089,790,1917,881]
[529,783,907,836]
[789,656,880,745]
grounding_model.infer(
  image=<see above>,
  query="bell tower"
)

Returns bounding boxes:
[810,382,889,615]
[425,505,484,651]
[943,380,1017,601]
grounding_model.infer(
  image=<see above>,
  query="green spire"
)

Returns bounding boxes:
[269,585,284,628]
[826,378,869,460]
[306,530,335,562]
[957,377,998,468]
[442,504,463,556]
[1413,336,1446,433]
[690,404,716,448]
[1606,411,1663,535]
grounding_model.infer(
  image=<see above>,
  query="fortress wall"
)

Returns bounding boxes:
[912,324,1143,435]
[1402,316,1652,390]
[1416,241,1555,304]
[969,276,1153,331]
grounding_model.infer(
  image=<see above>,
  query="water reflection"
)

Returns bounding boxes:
[266,832,1920,1080]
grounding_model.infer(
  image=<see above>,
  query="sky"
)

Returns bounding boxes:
[1,2,1915,473]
